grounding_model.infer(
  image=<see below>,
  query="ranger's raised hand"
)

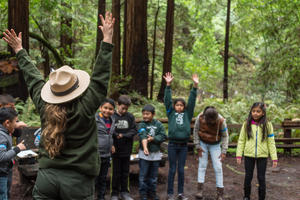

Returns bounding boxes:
[99,11,115,44]
[2,29,23,54]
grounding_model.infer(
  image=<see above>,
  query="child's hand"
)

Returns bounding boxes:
[98,11,115,44]
[163,72,174,86]
[197,148,204,157]
[147,135,154,142]
[17,140,26,151]
[219,153,226,162]
[236,157,242,165]
[117,133,123,139]
[2,29,23,53]
[16,121,27,129]
[192,74,199,88]
[143,147,149,156]
[272,160,278,168]
[111,145,115,154]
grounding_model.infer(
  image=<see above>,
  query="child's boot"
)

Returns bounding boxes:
[195,183,203,199]
[216,187,224,200]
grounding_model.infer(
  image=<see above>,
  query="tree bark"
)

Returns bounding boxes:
[8,0,29,53]
[150,3,160,99]
[123,0,149,97]
[223,0,231,102]
[7,0,29,101]
[112,0,121,76]
[122,0,127,76]
[95,0,106,58]
[60,2,73,63]
[157,0,174,101]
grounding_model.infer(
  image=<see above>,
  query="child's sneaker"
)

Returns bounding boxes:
[111,195,119,200]
[177,194,188,200]
[120,192,133,200]
[167,194,175,200]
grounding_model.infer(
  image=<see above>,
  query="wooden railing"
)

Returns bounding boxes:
[136,118,300,153]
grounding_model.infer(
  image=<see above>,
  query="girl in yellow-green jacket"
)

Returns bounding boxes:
[236,102,277,200]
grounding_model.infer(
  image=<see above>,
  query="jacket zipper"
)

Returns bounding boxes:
[255,125,258,158]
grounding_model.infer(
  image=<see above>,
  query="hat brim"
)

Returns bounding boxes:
[41,70,90,104]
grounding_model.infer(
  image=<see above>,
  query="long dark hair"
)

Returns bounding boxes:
[246,102,268,141]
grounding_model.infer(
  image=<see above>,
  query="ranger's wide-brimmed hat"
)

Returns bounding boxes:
[41,65,90,104]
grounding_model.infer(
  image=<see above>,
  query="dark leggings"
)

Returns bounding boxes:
[244,157,267,200]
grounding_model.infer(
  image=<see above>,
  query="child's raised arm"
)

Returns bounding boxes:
[163,72,174,86]
[186,74,198,120]
[192,73,199,88]
[163,72,174,116]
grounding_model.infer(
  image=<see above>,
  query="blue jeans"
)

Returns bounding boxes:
[0,176,8,200]
[7,169,12,200]
[139,159,160,197]
[197,140,223,188]
[96,157,111,199]
[167,142,188,195]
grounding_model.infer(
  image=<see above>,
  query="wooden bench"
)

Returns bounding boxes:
[136,118,300,154]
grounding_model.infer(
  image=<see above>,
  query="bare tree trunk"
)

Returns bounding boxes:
[95,0,106,58]
[60,2,73,65]
[122,0,127,76]
[223,0,231,102]
[123,0,149,97]
[150,3,160,99]
[112,0,120,76]
[157,0,174,101]
[7,0,29,101]
[8,0,29,53]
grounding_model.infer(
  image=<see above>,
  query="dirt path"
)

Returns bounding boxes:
[10,153,300,200]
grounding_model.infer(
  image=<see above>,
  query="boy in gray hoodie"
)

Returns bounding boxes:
[0,107,26,200]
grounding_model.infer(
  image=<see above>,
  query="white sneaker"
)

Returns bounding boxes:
[111,195,119,200]
[120,192,133,200]
[177,194,188,200]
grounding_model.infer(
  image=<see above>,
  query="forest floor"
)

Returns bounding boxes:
[10,152,300,200]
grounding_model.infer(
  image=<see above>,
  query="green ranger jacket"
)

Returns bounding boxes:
[16,42,113,176]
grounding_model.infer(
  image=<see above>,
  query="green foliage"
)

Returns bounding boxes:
[15,98,40,127]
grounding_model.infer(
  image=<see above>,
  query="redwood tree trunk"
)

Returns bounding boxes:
[7,0,29,101]
[150,4,160,99]
[60,2,73,64]
[112,0,121,76]
[122,0,127,76]
[157,0,174,101]
[123,0,149,97]
[223,0,231,102]
[8,0,29,53]
[95,0,106,58]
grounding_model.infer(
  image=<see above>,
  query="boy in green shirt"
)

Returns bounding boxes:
[138,104,167,200]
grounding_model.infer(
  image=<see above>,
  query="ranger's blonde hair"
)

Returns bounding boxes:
[42,104,67,159]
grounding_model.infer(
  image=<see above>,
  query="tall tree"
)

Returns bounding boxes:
[150,2,160,99]
[8,0,29,53]
[223,0,231,102]
[122,0,127,76]
[123,0,149,97]
[7,0,29,101]
[95,0,106,58]
[112,0,120,76]
[157,0,174,101]
[60,2,73,61]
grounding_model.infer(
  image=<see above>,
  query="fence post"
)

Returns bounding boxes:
[283,118,292,155]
